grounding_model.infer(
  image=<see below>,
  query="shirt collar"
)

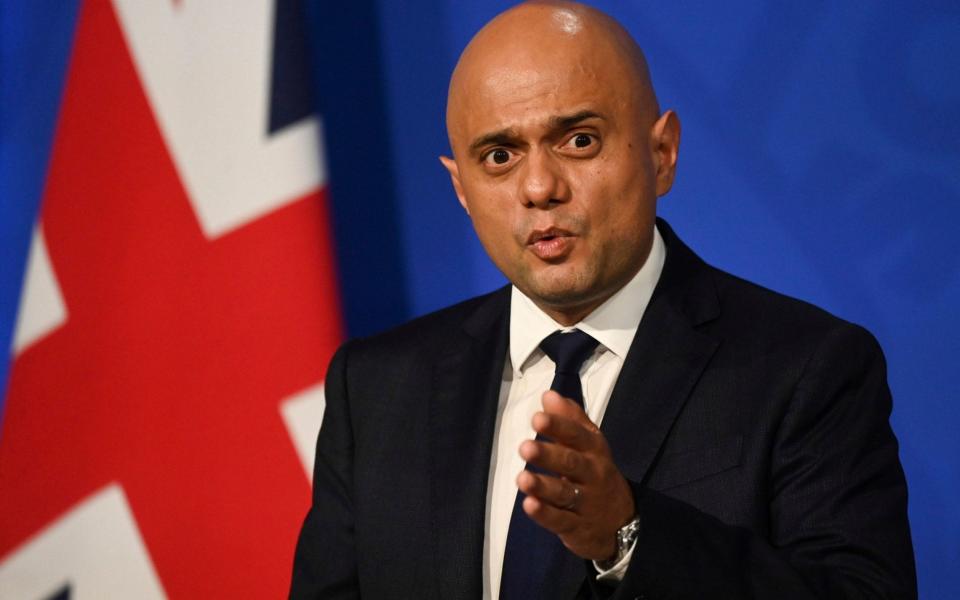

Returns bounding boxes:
[509,224,666,373]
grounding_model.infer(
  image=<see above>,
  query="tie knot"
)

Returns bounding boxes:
[539,330,599,376]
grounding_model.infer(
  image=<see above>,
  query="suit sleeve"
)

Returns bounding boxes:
[290,342,360,599]
[599,324,916,600]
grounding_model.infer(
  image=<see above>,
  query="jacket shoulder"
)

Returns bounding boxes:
[704,264,884,367]
[657,218,876,349]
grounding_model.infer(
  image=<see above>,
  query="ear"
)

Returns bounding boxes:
[650,110,681,197]
[439,155,469,215]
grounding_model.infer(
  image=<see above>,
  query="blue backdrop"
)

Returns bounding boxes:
[2,1,958,597]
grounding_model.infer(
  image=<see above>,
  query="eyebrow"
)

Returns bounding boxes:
[468,129,521,156]
[549,110,605,130]
[467,110,606,156]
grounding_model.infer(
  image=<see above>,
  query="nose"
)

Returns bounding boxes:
[519,148,569,208]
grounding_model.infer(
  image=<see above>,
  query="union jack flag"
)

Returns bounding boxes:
[0,0,341,596]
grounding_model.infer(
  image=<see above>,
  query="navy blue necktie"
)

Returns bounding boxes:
[500,329,600,600]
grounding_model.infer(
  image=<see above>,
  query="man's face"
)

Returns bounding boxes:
[442,31,677,323]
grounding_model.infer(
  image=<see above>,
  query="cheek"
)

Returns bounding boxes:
[463,181,524,245]
[583,178,654,248]
[468,206,522,264]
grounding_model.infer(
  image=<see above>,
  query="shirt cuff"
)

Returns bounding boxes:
[592,536,637,583]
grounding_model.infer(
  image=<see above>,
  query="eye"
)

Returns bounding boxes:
[483,148,514,166]
[561,132,599,153]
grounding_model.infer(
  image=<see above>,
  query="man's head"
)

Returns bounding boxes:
[440,1,680,325]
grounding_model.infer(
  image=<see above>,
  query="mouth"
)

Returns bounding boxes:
[526,227,576,261]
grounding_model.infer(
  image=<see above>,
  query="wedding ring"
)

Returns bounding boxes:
[565,485,581,511]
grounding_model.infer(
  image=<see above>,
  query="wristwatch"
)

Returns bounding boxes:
[598,515,641,570]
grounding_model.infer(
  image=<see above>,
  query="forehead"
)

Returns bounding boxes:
[452,48,628,144]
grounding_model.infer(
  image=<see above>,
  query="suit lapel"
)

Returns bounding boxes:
[429,288,510,600]
[601,299,719,486]
[601,220,722,488]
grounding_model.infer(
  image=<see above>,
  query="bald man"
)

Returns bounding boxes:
[291,2,915,599]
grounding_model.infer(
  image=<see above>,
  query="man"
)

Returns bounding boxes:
[291,2,916,598]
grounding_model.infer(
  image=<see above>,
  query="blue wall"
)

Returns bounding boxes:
[3,1,958,596]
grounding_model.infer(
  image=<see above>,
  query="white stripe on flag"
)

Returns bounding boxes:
[12,226,67,355]
[0,484,166,600]
[280,383,327,482]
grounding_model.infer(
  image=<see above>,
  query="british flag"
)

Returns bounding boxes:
[0,0,341,597]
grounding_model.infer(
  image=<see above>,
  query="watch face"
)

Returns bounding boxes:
[618,517,641,546]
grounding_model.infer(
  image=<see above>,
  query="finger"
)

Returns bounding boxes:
[521,493,579,537]
[531,412,595,452]
[532,397,600,452]
[542,390,600,430]
[519,438,590,481]
[517,470,581,511]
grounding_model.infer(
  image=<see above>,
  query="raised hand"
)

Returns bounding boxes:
[516,390,636,561]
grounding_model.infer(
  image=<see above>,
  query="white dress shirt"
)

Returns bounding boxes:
[482,226,666,599]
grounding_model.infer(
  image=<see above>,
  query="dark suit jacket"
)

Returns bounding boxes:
[290,220,916,599]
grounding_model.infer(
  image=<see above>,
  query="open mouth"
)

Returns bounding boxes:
[527,227,575,260]
[527,227,571,245]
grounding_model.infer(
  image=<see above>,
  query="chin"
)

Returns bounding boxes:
[525,276,598,310]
